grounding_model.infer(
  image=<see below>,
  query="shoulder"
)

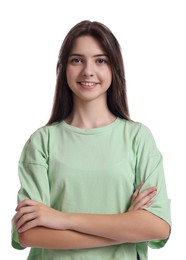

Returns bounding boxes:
[118,118,153,139]
[22,122,62,154]
[29,122,62,142]
[118,119,159,151]
[19,122,62,164]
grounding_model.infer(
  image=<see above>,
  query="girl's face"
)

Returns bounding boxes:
[66,35,112,104]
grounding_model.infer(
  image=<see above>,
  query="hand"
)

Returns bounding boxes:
[14,199,67,233]
[128,183,157,212]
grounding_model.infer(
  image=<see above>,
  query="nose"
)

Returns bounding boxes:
[82,61,94,77]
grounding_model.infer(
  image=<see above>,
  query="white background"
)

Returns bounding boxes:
[0,0,185,259]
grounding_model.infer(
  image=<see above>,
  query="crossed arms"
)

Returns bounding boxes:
[14,184,170,250]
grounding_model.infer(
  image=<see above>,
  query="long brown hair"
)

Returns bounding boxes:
[47,20,130,125]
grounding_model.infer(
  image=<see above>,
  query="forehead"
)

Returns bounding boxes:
[70,35,106,55]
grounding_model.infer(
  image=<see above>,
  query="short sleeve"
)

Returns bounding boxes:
[134,124,171,249]
[11,127,50,250]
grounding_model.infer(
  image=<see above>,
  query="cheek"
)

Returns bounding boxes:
[108,73,112,84]
[66,66,70,79]
[66,67,74,85]
[99,67,112,78]
[103,69,112,86]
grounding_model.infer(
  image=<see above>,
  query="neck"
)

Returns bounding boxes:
[66,99,116,129]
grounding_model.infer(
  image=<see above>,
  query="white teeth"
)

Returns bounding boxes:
[80,82,96,86]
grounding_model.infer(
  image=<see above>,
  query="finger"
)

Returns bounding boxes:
[137,182,144,191]
[135,189,157,208]
[141,200,153,209]
[14,206,35,224]
[132,182,144,202]
[133,190,157,210]
[18,218,39,233]
[132,186,157,205]
[16,212,37,230]
[16,199,37,211]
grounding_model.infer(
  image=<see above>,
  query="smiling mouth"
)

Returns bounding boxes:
[77,81,98,89]
[79,81,98,86]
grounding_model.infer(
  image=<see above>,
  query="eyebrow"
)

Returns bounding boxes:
[69,53,109,57]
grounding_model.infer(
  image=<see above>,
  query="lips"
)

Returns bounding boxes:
[79,81,97,86]
[78,81,98,89]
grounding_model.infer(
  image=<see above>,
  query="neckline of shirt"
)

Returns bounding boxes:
[61,117,122,135]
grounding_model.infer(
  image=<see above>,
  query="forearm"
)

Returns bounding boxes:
[67,210,170,243]
[18,227,121,249]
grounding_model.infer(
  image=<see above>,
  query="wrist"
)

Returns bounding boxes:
[62,212,74,230]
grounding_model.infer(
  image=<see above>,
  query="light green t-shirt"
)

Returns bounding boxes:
[12,118,171,259]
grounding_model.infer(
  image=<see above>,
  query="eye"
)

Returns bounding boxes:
[96,58,108,64]
[70,57,83,64]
